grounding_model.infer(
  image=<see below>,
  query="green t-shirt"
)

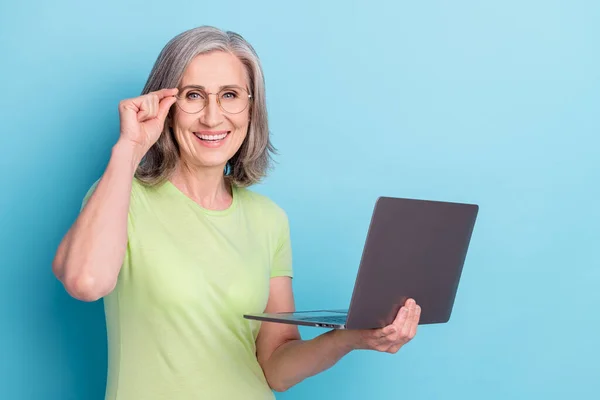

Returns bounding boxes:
[82,177,293,399]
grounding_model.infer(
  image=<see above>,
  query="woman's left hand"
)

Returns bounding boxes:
[340,298,421,354]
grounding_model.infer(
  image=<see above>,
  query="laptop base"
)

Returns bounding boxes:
[243,310,348,329]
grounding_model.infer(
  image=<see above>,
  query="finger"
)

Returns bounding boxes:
[157,95,178,121]
[139,94,160,122]
[408,305,421,339]
[391,304,409,329]
[119,98,142,117]
[126,88,176,114]
[404,298,416,308]
[400,301,417,338]
[153,87,179,100]
[149,94,159,119]
[380,308,407,343]
[394,298,415,323]
[137,95,153,122]
[381,324,397,338]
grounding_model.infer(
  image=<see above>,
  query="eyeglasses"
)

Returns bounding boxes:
[175,86,252,115]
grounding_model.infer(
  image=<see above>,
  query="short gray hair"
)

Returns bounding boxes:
[135,26,275,187]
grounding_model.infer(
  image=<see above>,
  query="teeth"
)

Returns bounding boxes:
[195,132,228,141]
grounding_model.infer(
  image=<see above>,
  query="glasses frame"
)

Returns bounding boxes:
[174,86,253,115]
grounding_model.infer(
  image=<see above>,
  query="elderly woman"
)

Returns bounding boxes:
[52,26,421,399]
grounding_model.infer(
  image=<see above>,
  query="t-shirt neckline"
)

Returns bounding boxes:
[162,179,239,216]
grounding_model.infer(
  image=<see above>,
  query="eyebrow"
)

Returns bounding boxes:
[179,84,246,91]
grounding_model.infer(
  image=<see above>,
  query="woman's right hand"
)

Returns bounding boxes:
[117,88,179,156]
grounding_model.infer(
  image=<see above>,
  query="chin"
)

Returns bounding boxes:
[196,158,230,170]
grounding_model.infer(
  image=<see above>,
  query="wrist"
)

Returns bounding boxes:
[111,139,145,175]
[331,329,362,352]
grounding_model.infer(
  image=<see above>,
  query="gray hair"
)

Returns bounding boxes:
[135,26,275,187]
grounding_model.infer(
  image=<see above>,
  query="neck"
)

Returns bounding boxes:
[170,161,232,210]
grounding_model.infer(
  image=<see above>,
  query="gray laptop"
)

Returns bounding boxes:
[243,196,479,330]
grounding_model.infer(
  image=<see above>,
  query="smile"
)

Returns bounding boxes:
[192,131,231,148]
[193,131,229,141]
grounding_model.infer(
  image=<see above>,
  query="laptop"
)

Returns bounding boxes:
[243,196,479,330]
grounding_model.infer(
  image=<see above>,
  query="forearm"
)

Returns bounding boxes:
[262,329,356,392]
[53,139,143,301]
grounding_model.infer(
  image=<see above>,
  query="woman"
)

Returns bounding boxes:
[52,26,421,399]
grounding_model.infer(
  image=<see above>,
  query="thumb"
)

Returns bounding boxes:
[157,95,178,121]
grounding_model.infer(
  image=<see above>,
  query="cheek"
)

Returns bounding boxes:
[171,115,195,144]
[233,122,250,145]
[171,111,193,131]
[231,114,250,133]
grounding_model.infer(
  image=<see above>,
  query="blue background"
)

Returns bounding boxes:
[1,0,598,399]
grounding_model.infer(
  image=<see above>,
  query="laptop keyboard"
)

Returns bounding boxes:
[297,315,347,324]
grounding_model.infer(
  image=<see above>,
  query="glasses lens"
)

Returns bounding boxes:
[177,89,206,114]
[219,88,249,114]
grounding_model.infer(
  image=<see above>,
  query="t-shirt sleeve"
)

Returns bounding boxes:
[271,210,293,278]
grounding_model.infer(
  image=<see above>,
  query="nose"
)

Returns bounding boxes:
[199,94,223,127]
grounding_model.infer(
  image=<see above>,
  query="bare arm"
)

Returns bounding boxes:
[256,277,421,392]
[52,141,143,301]
[256,277,353,392]
[52,88,178,301]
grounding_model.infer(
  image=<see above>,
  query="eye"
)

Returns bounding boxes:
[186,91,206,100]
[221,91,238,100]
